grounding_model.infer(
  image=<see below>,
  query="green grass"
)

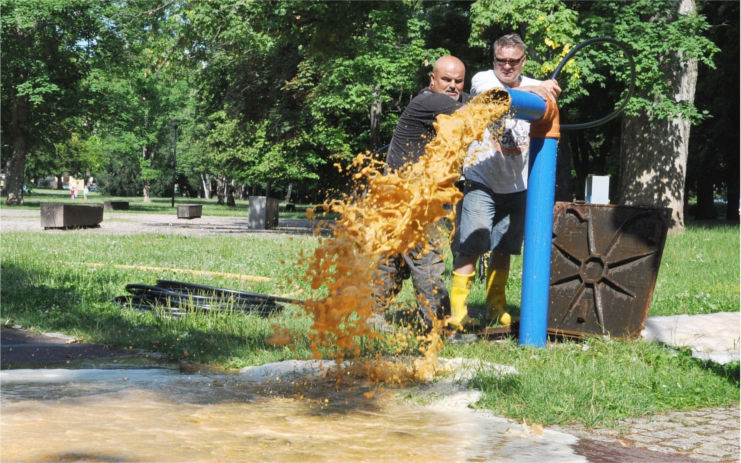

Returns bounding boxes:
[450,336,738,427]
[1,211,738,428]
[0,232,321,367]
[650,223,740,315]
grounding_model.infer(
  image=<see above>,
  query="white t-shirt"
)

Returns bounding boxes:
[464,70,542,194]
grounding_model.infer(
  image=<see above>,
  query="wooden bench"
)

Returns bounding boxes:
[41,203,104,229]
[177,204,202,219]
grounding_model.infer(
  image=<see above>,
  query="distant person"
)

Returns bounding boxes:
[83,186,89,200]
[70,187,77,199]
[449,33,561,331]
[372,55,470,332]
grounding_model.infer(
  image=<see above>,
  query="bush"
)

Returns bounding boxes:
[97,157,143,196]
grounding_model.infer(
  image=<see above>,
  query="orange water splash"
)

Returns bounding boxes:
[292,89,512,378]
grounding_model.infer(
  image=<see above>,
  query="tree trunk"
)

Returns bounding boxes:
[226,179,235,206]
[141,146,151,202]
[720,112,740,222]
[694,165,716,220]
[369,85,383,149]
[200,173,212,199]
[5,91,30,206]
[726,164,739,222]
[142,181,151,202]
[618,0,697,233]
[5,27,32,206]
[216,176,225,205]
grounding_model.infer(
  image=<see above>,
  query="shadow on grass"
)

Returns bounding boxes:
[0,261,293,365]
[691,356,740,387]
[686,219,741,230]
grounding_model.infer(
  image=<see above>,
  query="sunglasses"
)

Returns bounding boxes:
[494,55,525,66]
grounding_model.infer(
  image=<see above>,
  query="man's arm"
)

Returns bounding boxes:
[518,79,561,102]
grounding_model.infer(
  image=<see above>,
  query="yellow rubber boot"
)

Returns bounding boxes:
[486,268,512,326]
[448,270,477,331]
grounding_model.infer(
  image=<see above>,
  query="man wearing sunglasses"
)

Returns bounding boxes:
[448,33,560,331]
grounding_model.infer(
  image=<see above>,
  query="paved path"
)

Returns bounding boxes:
[554,405,739,462]
[1,326,139,368]
[0,207,327,236]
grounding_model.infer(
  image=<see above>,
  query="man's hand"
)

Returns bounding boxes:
[521,79,561,102]
[540,79,561,100]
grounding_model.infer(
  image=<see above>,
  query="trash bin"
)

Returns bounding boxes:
[177,204,202,219]
[249,196,279,229]
[548,201,671,339]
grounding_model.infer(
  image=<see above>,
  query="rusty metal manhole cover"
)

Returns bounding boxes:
[548,202,671,338]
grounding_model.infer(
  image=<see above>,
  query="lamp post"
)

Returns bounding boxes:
[171,118,179,208]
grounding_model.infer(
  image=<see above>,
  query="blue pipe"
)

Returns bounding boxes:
[519,137,558,347]
[504,88,557,348]
[507,89,547,122]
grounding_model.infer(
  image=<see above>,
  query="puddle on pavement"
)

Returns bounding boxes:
[1,363,583,463]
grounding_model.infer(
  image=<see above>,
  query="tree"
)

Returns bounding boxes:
[2,1,191,204]
[468,0,718,232]
[687,0,739,222]
[83,1,190,202]
[1,0,106,204]
[182,0,452,198]
[608,0,716,232]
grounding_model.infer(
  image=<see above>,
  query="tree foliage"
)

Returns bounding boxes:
[2,0,735,220]
[180,0,451,198]
[468,0,722,230]
[2,0,107,203]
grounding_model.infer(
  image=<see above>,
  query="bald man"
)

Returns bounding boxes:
[371,55,471,333]
[385,55,469,170]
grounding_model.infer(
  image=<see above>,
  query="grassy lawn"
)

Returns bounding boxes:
[1,191,738,428]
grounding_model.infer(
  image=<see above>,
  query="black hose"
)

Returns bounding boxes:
[370,144,389,157]
[155,280,304,305]
[113,280,303,317]
[550,37,636,131]
[114,293,281,317]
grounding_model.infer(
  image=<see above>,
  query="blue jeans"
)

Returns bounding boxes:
[457,181,526,256]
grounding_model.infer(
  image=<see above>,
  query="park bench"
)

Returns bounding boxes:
[177,204,202,219]
[41,203,104,229]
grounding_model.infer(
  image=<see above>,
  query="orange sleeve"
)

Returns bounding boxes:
[529,98,560,139]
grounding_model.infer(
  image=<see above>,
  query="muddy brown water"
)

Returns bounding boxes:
[1,365,585,463]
